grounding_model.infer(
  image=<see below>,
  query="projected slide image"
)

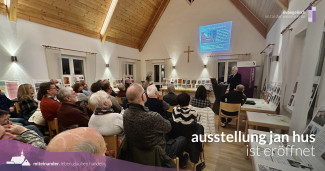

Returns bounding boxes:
[200,21,232,52]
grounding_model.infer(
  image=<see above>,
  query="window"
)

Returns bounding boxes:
[153,64,165,83]
[124,63,134,80]
[61,56,85,86]
[218,61,237,82]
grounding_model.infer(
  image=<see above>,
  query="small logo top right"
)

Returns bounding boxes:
[308,6,316,22]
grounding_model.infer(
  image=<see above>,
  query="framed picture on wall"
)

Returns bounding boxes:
[5,81,19,100]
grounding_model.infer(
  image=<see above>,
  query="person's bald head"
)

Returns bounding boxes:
[235,84,245,92]
[126,83,146,105]
[46,127,106,156]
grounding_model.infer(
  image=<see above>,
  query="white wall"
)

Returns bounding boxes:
[140,0,266,80]
[0,14,140,85]
[265,0,325,133]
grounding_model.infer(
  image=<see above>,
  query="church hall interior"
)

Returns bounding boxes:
[0,0,325,170]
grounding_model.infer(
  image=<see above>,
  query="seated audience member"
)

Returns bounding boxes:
[0,110,46,149]
[88,90,124,139]
[145,85,170,119]
[220,84,247,127]
[163,84,178,106]
[90,81,103,93]
[211,78,228,114]
[191,85,211,108]
[1,110,44,137]
[0,89,15,114]
[171,93,204,164]
[73,82,84,93]
[37,82,61,121]
[57,87,89,131]
[103,79,117,97]
[47,127,107,156]
[173,93,199,125]
[102,83,122,113]
[123,83,186,166]
[117,84,126,97]
[50,78,61,89]
[50,79,59,85]
[80,81,91,96]
[17,84,38,122]
[124,77,131,90]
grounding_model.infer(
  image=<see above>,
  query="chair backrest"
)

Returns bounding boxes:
[48,118,59,139]
[88,103,95,112]
[103,135,118,158]
[14,102,21,114]
[116,97,123,105]
[167,105,177,113]
[219,102,241,114]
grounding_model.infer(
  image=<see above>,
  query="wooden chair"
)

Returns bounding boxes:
[116,97,123,105]
[103,135,119,158]
[47,118,59,139]
[173,157,179,170]
[167,105,177,113]
[14,102,21,114]
[88,103,95,112]
[218,102,241,131]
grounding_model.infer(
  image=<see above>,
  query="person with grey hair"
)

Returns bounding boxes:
[145,85,170,119]
[163,84,178,106]
[227,66,242,91]
[117,84,126,97]
[47,127,107,156]
[88,90,124,140]
[57,87,89,131]
[124,83,187,168]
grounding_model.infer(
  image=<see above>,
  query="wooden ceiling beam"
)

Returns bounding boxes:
[18,12,100,39]
[100,0,118,43]
[7,0,18,21]
[0,3,6,14]
[274,0,289,11]
[230,0,267,39]
[138,0,170,52]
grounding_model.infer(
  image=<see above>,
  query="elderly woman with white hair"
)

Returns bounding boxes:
[88,90,124,139]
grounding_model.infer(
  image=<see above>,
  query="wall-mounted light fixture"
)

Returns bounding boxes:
[204,65,207,68]
[173,66,176,69]
[271,56,279,61]
[11,56,17,62]
[106,64,109,68]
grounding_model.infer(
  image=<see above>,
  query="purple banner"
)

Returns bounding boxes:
[238,67,256,98]
[0,139,178,171]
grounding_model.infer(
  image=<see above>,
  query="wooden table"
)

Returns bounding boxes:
[245,111,290,136]
[241,98,278,114]
[160,88,212,97]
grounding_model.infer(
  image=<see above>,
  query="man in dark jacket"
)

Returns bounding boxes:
[57,87,89,131]
[227,66,242,91]
[123,83,186,167]
[163,84,178,106]
[0,90,14,113]
[145,85,170,119]
[220,84,247,127]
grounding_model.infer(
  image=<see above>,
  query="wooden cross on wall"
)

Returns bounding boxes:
[184,46,194,63]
